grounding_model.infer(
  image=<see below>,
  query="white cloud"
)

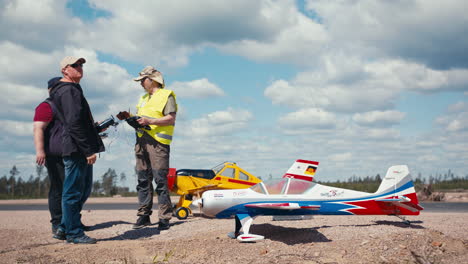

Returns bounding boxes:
[217,10,328,65]
[329,152,352,162]
[0,0,80,52]
[365,128,400,140]
[353,110,406,127]
[265,57,468,113]
[307,0,468,69]
[0,41,61,84]
[446,120,465,132]
[436,101,468,133]
[278,108,339,132]
[69,0,306,67]
[447,101,467,113]
[178,108,253,137]
[169,78,225,99]
[0,120,32,137]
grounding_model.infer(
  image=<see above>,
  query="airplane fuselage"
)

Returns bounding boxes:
[201,180,420,218]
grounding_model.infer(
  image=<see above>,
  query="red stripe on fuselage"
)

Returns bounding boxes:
[300,205,320,209]
[245,203,290,208]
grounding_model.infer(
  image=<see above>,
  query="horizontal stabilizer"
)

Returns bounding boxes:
[237,234,264,242]
[376,196,423,212]
[376,195,411,203]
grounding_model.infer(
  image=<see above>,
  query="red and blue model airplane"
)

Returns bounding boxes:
[196,159,424,242]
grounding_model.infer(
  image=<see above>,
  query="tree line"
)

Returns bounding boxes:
[1,165,467,199]
[318,170,468,193]
[0,165,133,199]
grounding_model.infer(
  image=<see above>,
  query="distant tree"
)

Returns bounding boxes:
[119,172,126,186]
[0,175,8,194]
[9,166,19,196]
[101,168,118,196]
[92,180,102,196]
[374,174,381,182]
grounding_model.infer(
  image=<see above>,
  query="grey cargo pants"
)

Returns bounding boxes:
[135,133,172,220]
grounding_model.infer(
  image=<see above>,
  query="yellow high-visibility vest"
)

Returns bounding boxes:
[136,89,177,145]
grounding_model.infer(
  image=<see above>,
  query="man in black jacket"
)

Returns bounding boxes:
[50,56,105,244]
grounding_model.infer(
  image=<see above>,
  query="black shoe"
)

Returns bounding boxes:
[53,228,66,240]
[132,216,151,229]
[66,234,97,244]
[157,219,170,230]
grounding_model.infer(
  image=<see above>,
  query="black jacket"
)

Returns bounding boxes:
[49,81,105,157]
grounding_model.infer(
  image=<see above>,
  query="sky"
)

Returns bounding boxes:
[1,0,467,189]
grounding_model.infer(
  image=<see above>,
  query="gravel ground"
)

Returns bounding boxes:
[0,198,467,264]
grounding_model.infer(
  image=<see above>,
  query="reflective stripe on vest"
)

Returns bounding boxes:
[136,89,177,145]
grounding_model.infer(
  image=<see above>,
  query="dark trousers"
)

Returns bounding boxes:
[135,134,173,220]
[45,156,65,228]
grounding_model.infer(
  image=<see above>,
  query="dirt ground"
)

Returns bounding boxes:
[0,197,467,264]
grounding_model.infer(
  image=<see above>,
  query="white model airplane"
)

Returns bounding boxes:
[196,159,423,242]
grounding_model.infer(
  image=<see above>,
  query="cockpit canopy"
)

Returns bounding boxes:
[250,178,314,195]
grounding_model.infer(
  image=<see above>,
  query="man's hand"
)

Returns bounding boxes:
[36,150,46,166]
[96,120,108,132]
[137,116,152,126]
[86,153,97,165]
[116,111,131,120]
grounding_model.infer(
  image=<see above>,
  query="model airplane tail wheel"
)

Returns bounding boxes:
[175,207,189,220]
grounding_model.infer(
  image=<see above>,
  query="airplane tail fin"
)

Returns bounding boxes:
[376,165,411,194]
[283,159,319,182]
[375,165,423,214]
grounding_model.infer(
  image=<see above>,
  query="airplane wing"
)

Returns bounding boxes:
[376,196,424,212]
[188,184,220,195]
[245,202,320,210]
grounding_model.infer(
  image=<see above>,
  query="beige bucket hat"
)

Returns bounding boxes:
[60,56,86,70]
[133,66,165,87]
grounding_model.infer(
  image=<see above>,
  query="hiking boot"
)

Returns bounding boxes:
[157,219,170,230]
[53,228,66,240]
[132,216,151,229]
[66,234,97,244]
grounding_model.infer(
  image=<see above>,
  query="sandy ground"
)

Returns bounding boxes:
[0,197,467,264]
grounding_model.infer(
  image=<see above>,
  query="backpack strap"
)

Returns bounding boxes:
[44,98,65,124]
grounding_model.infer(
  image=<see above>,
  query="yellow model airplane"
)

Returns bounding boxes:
[167,162,262,219]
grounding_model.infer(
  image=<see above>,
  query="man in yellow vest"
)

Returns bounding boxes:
[132,66,177,230]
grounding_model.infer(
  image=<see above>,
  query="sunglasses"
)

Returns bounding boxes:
[69,63,83,68]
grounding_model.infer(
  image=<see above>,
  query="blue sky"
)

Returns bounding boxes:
[1,0,467,189]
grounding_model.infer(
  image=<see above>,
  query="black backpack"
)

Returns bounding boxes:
[43,98,64,156]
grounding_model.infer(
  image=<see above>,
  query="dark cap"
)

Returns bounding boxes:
[48,77,62,89]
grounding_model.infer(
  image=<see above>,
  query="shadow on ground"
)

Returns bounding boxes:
[98,221,185,241]
[251,223,331,245]
[88,221,132,231]
[312,220,425,230]
[374,220,425,229]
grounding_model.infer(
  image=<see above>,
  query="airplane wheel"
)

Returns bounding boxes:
[176,207,189,220]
